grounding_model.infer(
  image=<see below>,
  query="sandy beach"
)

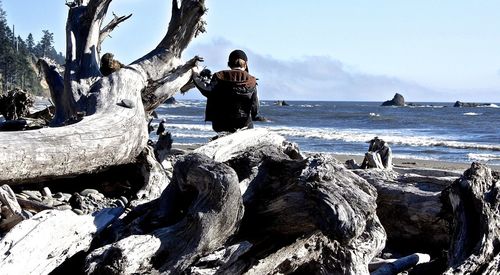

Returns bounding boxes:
[173,142,499,173]
[333,154,500,173]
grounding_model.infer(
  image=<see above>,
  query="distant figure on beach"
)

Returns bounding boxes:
[361,137,393,169]
[156,119,166,135]
[193,49,260,133]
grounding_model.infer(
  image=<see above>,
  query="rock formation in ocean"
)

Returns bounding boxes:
[274,100,289,106]
[381,93,405,106]
[453,101,492,107]
[164,97,178,104]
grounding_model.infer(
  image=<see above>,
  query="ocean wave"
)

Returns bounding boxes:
[463,112,482,116]
[168,123,213,131]
[369,113,380,117]
[481,104,499,108]
[407,105,445,108]
[158,101,205,109]
[467,153,500,162]
[161,114,204,120]
[299,104,321,108]
[265,126,500,152]
[172,132,213,139]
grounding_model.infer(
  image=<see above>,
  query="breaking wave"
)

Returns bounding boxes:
[467,153,500,162]
[463,112,482,116]
[264,126,500,152]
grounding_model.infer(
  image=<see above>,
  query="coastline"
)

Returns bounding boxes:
[332,153,500,172]
[172,142,499,172]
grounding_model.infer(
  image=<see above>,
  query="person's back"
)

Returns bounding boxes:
[193,50,260,133]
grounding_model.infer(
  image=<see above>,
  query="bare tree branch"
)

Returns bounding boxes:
[98,12,133,53]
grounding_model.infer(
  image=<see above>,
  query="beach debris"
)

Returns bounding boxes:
[0,129,497,274]
[361,136,393,169]
[371,253,431,275]
[84,130,384,274]
[0,88,34,120]
[441,162,500,274]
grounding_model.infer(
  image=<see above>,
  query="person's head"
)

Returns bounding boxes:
[228,49,248,71]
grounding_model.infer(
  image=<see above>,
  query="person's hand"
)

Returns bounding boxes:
[200,68,212,78]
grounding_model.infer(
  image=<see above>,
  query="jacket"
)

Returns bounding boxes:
[194,69,259,133]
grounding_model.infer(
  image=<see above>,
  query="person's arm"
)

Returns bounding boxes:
[251,89,260,120]
[193,71,217,98]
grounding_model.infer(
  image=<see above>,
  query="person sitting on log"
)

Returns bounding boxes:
[361,137,393,169]
[192,49,261,133]
[156,118,166,136]
[99,53,124,76]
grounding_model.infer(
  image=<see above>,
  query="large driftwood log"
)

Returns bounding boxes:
[443,163,500,274]
[85,153,244,274]
[0,0,206,185]
[352,167,456,253]
[86,129,386,274]
[0,208,122,275]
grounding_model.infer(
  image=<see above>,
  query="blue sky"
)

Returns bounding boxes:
[4,0,500,102]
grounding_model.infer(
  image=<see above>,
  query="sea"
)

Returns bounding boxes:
[152,100,500,166]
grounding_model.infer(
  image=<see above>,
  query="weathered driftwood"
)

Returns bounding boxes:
[442,163,500,274]
[85,129,385,274]
[0,89,34,120]
[132,145,170,207]
[0,0,206,185]
[0,185,27,231]
[85,153,244,274]
[352,167,454,253]
[194,128,296,162]
[0,208,122,275]
[371,253,430,275]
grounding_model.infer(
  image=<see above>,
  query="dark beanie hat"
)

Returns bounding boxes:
[228,49,248,63]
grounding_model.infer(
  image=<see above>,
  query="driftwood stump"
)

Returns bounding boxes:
[443,162,500,274]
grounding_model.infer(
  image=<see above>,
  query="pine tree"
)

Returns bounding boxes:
[0,0,13,92]
[26,33,34,53]
[39,30,54,58]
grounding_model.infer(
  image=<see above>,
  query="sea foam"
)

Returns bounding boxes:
[264,126,500,151]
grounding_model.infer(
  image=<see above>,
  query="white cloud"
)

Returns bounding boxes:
[185,38,498,102]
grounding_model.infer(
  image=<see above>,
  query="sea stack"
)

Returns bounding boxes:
[164,97,178,104]
[453,101,489,107]
[381,93,405,107]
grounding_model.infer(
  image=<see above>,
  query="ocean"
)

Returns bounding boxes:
[152,100,500,166]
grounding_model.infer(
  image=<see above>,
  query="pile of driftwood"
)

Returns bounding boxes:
[1,129,499,274]
[0,89,54,130]
[0,0,499,274]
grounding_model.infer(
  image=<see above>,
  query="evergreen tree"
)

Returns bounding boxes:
[0,0,13,91]
[38,30,54,58]
[0,1,61,95]
[26,33,34,53]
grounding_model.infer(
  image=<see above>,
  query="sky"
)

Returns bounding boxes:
[3,0,500,102]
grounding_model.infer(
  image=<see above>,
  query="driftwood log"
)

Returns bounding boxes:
[0,208,122,275]
[0,0,206,185]
[442,163,500,274]
[84,130,386,274]
[352,167,459,254]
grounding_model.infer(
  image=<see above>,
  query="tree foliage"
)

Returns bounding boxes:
[0,0,64,95]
